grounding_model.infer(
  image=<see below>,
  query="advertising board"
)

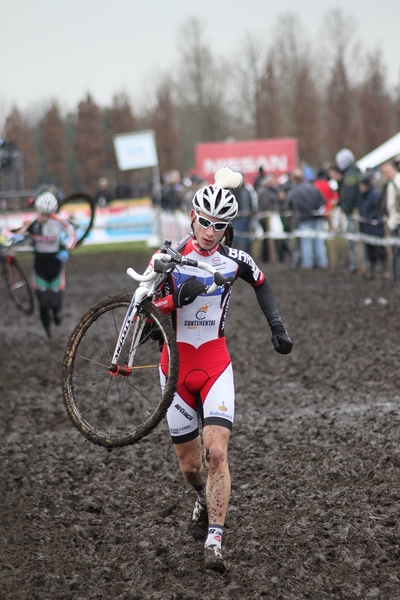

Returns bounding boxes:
[196,138,298,183]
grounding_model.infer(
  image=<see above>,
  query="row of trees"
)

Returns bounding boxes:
[1,10,400,195]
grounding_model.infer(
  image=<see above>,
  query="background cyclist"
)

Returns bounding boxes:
[153,167,293,572]
[11,191,77,339]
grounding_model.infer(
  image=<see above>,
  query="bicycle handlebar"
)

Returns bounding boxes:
[126,252,234,294]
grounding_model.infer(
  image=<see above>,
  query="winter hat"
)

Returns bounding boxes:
[335,148,355,171]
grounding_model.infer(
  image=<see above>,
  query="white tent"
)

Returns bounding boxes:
[357,132,400,172]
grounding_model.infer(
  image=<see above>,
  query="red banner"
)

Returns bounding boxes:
[196,138,298,184]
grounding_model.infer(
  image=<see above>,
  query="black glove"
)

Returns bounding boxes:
[270,321,293,355]
[173,276,206,308]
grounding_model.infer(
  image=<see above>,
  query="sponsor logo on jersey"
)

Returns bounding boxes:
[218,402,227,411]
[196,304,209,320]
[227,248,260,281]
[209,409,233,420]
[174,403,193,421]
[184,319,216,327]
[212,256,222,265]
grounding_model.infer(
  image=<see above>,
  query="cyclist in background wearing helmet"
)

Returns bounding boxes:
[152,167,293,573]
[12,191,77,339]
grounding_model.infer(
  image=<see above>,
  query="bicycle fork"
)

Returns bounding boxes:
[109,286,149,377]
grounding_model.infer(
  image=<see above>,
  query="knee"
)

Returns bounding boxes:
[177,450,203,482]
[36,289,51,308]
[204,442,227,472]
[180,460,202,480]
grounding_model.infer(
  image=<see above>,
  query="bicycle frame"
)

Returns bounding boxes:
[109,243,234,375]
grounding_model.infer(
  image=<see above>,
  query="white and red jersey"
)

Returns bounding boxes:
[21,214,77,253]
[154,235,284,441]
[154,235,284,349]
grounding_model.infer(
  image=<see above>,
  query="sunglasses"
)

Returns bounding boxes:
[195,212,229,232]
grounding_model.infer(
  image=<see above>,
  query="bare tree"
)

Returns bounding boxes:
[322,9,362,159]
[393,72,400,134]
[105,92,136,177]
[148,76,179,174]
[4,106,37,189]
[359,50,392,155]
[74,94,107,194]
[256,51,283,139]
[176,18,231,171]
[41,102,71,193]
[293,63,321,166]
[230,33,268,138]
[271,13,311,135]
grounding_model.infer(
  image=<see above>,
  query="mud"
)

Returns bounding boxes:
[1,247,400,600]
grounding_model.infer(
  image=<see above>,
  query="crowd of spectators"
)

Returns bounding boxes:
[94,175,151,206]
[157,152,400,286]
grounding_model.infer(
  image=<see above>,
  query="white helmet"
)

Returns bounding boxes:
[34,191,58,214]
[193,185,238,220]
[335,148,355,171]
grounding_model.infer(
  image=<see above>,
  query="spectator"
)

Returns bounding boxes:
[314,169,339,218]
[358,174,387,279]
[161,170,184,212]
[335,148,361,273]
[253,166,266,192]
[287,169,328,269]
[115,178,132,200]
[231,179,256,254]
[257,175,279,262]
[380,161,400,285]
[94,177,113,207]
[276,185,292,263]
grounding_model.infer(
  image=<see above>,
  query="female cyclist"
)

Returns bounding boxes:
[12,191,77,339]
[152,168,293,572]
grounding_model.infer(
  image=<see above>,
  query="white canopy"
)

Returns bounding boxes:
[357,132,400,172]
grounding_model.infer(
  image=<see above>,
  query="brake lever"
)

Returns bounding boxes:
[214,273,235,288]
[153,259,178,274]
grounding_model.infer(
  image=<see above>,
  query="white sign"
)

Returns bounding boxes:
[113,130,159,170]
[357,132,400,172]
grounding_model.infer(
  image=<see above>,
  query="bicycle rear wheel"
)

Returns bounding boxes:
[62,295,179,448]
[2,256,34,315]
[58,192,96,247]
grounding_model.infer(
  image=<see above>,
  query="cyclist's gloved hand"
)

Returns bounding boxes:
[11,234,25,244]
[270,321,293,355]
[56,249,70,263]
[173,276,206,308]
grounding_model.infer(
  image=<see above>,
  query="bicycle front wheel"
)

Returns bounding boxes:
[3,257,34,315]
[62,295,179,448]
[58,192,96,247]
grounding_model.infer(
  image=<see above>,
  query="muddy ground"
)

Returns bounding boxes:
[1,245,400,600]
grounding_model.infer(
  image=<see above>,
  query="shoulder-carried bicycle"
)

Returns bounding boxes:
[62,240,234,449]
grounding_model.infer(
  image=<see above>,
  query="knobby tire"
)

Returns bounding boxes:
[62,295,179,448]
[2,257,34,315]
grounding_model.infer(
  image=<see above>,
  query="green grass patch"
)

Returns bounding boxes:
[73,241,152,255]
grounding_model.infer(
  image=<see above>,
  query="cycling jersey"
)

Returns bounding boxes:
[25,214,76,254]
[154,235,283,443]
[18,214,77,286]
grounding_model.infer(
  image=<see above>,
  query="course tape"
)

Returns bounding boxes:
[235,210,400,248]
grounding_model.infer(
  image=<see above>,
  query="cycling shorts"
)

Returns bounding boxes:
[160,338,235,444]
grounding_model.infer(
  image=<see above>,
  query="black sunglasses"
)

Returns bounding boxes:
[195,212,229,232]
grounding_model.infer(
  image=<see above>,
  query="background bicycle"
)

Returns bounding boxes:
[0,239,34,315]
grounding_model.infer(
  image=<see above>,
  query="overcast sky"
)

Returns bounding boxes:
[2,0,400,117]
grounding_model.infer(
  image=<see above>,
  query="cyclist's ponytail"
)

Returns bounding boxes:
[223,223,234,247]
